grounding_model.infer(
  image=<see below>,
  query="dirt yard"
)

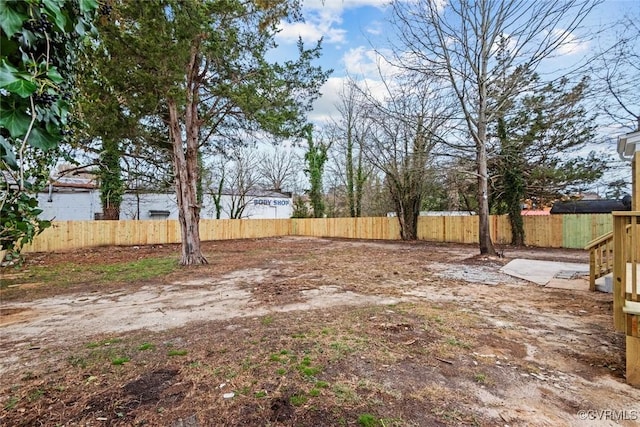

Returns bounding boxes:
[1,237,639,426]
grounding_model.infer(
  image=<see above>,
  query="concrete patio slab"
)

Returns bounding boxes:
[499,259,589,286]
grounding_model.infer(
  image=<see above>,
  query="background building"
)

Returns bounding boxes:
[37,178,293,221]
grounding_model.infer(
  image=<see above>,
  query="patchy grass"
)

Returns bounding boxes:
[357,413,379,427]
[0,238,616,427]
[111,357,130,366]
[87,337,122,348]
[0,256,178,298]
[138,342,155,351]
[289,393,308,406]
[3,396,19,411]
[94,258,178,282]
[7,301,485,424]
[261,315,274,326]
[474,373,487,384]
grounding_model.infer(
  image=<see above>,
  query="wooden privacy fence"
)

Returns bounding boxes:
[21,214,614,253]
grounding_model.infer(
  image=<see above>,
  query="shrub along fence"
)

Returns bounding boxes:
[20,214,614,253]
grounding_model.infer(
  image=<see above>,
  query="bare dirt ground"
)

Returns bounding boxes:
[1,237,639,426]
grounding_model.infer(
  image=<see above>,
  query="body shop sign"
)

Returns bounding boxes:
[253,199,290,206]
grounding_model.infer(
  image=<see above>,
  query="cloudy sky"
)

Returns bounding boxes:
[272,0,637,126]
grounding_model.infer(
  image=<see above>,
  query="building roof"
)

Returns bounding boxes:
[50,177,97,189]
[221,189,292,198]
[550,199,630,214]
[521,209,550,216]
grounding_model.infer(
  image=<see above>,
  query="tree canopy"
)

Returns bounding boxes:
[1,0,97,257]
[90,0,329,264]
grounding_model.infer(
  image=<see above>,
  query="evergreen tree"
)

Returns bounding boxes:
[304,129,330,218]
[490,76,607,245]
[92,0,329,264]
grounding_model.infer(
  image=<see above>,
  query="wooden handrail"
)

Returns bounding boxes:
[585,224,636,291]
[584,231,613,250]
[586,232,615,291]
[585,224,633,250]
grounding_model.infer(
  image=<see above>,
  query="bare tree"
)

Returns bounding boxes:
[360,72,452,240]
[227,149,261,219]
[204,156,226,219]
[257,147,301,192]
[389,0,599,254]
[597,16,640,131]
[329,81,374,217]
[206,149,261,219]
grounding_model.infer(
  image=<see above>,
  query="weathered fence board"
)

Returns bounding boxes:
[21,214,613,253]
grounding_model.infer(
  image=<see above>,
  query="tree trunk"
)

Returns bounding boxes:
[168,100,207,266]
[509,210,525,246]
[498,117,525,246]
[396,201,419,240]
[99,139,123,220]
[476,124,496,256]
[354,148,365,217]
[103,206,120,220]
[346,125,355,217]
[391,186,420,241]
[402,200,419,240]
[504,159,525,246]
[476,56,497,256]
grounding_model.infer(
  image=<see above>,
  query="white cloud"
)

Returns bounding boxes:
[277,21,341,44]
[433,0,448,14]
[311,76,386,123]
[279,2,395,123]
[551,29,590,56]
[309,74,393,124]
[342,46,397,79]
[490,32,518,56]
[276,0,388,45]
[365,20,384,35]
[310,76,347,123]
[303,0,389,12]
[309,45,404,123]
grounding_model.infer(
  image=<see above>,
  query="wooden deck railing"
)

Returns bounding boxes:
[613,211,640,386]
[585,231,615,291]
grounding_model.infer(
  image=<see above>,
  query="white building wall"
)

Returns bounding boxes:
[200,194,293,219]
[120,193,179,220]
[37,190,292,221]
[241,196,292,219]
[37,189,101,221]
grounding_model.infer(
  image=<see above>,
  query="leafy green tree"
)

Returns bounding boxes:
[0,0,97,256]
[94,0,329,265]
[494,116,526,245]
[490,76,607,245]
[304,129,331,218]
[291,195,310,218]
[76,61,131,220]
[96,139,124,219]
